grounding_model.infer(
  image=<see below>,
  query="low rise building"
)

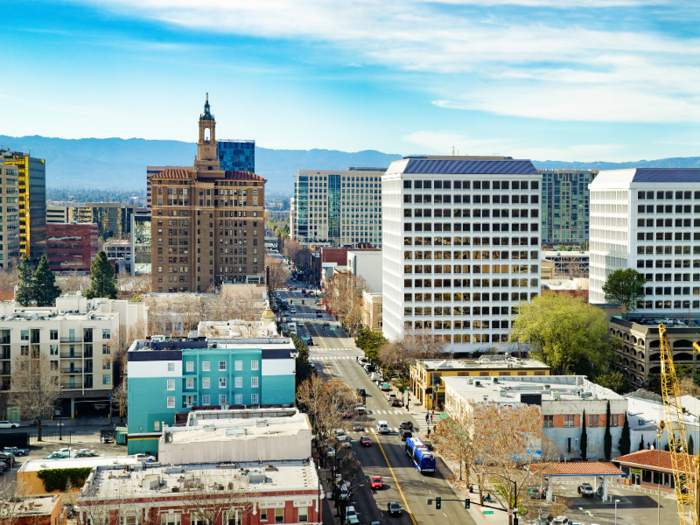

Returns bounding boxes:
[409,356,550,410]
[46,223,99,272]
[442,375,627,460]
[613,450,695,492]
[0,296,148,419]
[158,407,311,464]
[77,459,321,525]
[542,250,589,278]
[0,495,66,525]
[104,240,131,260]
[127,335,296,455]
[361,291,382,331]
[347,250,382,292]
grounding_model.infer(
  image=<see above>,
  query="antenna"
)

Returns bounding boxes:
[452,146,455,156]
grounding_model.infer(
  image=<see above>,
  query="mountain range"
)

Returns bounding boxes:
[1,135,699,191]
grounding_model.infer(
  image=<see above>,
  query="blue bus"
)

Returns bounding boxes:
[405,437,436,474]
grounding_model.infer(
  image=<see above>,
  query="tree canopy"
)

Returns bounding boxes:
[354,328,387,362]
[15,254,34,306]
[509,292,619,377]
[602,268,646,314]
[34,256,62,306]
[85,251,118,299]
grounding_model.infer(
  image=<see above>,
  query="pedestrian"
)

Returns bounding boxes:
[425,413,429,423]
[427,427,431,438]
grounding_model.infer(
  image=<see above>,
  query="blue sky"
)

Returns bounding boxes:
[2,0,700,161]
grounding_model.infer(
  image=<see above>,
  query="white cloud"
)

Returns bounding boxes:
[82,0,700,123]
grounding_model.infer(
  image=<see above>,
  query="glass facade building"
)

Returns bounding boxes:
[540,170,597,249]
[218,140,255,173]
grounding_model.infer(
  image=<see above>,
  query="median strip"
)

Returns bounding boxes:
[372,430,418,525]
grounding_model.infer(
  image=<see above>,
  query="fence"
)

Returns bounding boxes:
[28,429,73,445]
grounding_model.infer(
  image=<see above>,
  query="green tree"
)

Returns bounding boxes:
[33,255,61,306]
[604,401,612,460]
[602,268,646,316]
[619,412,631,456]
[594,371,626,394]
[580,240,589,251]
[15,253,34,306]
[291,335,315,388]
[85,251,118,299]
[354,329,387,362]
[580,410,587,461]
[638,433,645,451]
[689,435,694,456]
[509,292,615,375]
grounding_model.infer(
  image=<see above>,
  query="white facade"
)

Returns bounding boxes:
[292,168,385,247]
[0,161,20,269]
[382,156,542,350]
[589,168,700,312]
[347,250,383,293]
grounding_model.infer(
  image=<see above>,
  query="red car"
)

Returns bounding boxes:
[342,411,353,419]
[371,476,383,489]
[360,436,372,447]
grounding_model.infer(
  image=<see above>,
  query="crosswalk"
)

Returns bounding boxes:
[309,356,356,361]
[309,347,357,352]
[369,409,406,415]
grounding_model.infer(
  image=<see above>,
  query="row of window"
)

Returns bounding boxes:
[178,360,259,372]
[642,286,700,295]
[403,195,539,204]
[635,258,700,267]
[403,304,517,315]
[402,279,538,293]
[637,205,700,214]
[166,393,259,408]
[638,191,700,200]
[404,223,539,233]
[403,236,540,247]
[632,273,699,282]
[636,232,696,241]
[636,300,700,309]
[637,218,700,228]
[404,291,532,302]
[404,208,536,218]
[405,251,537,261]
[403,180,539,190]
[401,329,510,343]
[542,414,621,428]
[167,376,259,389]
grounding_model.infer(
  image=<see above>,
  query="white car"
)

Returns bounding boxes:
[550,517,569,525]
[335,429,347,442]
[132,453,156,462]
[0,421,19,429]
[327,446,336,457]
[345,506,357,519]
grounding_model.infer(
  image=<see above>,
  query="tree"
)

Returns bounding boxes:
[354,329,387,362]
[602,268,646,316]
[33,256,61,306]
[619,412,631,456]
[689,435,695,456]
[378,329,445,373]
[323,273,368,332]
[604,401,612,460]
[266,256,290,292]
[11,354,60,441]
[580,410,587,461]
[580,240,589,251]
[0,264,19,293]
[638,433,645,451]
[85,251,118,299]
[509,292,617,376]
[15,254,34,306]
[291,335,314,388]
[594,371,626,394]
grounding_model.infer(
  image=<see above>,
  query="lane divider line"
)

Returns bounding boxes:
[372,430,418,525]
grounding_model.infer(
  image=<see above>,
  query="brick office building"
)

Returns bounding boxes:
[150,96,266,293]
[46,223,99,272]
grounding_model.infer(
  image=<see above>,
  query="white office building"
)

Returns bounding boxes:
[589,169,700,312]
[291,168,385,247]
[382,156,542,350]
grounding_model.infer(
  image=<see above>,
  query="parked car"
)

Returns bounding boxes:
[43,452,69,460]
[335,429,347,442]
[0,421,19,429]
[399,421,413,430]
[379,383,391,391]
[370,372,381,381]
[74,449,97,458]
[354,404,366,414]
[387,502,402,516]
[577,483,594,497]
[371,476,383,489]
[391,398,403,407]
[327,446,336,458]
[549,517,569,525]
[132,453,156,462]
[399,429,412,441]
[387,393,397,401]
[4,447,28,457]
[342,411,353,419]
[356,387,366,396]
[360,436,372,447]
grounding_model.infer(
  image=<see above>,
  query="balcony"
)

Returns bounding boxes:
[60,382,90,390]
[60,338,83,344]
[61,367,83,374]
[60,352,83,358]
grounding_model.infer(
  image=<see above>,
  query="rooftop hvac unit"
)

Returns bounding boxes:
[475,381,481,387]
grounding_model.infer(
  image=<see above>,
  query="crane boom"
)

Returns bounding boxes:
[658,323,697,524]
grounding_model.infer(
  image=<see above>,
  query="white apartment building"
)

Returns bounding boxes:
[292,168,385,247]
[382,156,541,350]
[0,161,20,269]
[589,169,700,312]
[0,295,148,419]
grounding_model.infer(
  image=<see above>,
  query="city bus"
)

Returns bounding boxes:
[405,437,436,474]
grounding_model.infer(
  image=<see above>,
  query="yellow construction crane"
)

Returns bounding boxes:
[658,323,700,524]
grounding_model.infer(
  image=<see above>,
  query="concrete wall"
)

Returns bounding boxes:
[347,251,383,293]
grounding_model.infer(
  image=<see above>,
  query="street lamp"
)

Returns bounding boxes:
[475,471,517,523]
[578,508,593,525]
[614,499,620,525]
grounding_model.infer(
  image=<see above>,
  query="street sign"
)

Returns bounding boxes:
[482,511,494,515]
[508,509,513,515]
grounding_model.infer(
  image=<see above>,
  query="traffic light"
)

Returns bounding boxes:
[426,498,432,506]
[435,497,441,510]
[465,498,470,509]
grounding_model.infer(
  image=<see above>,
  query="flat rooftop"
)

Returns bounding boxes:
[80,460,318,500]
[129,338,294,352]
[0,496,60,517]
[417,356,548,371]
[19,456,142,473]
[441,375,623,403]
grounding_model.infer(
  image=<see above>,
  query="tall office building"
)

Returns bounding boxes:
[382,156,542,350]
[218,140,255,172]
[0,149,46,264]
[130,211,151,275]
[150,95,266,293]
[539,169,597,249]
[589,168,700,313]
[0,161,20,269]
[292,168,384,247]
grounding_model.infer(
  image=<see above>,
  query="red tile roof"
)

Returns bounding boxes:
[529,461,623,476]
[0,291,14,301]
[225,170,266,181]
[150,168,191,180]
[613,450,696,473]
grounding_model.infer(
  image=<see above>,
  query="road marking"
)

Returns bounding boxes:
[321,359,334,378]
[372,430,417,525]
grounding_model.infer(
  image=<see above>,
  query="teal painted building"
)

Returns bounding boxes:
[126,338,296,455]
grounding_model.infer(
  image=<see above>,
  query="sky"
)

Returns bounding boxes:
[2,0,700,162]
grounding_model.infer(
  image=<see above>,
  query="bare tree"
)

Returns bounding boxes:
[117,272,152,298]
[11,355,60,441]
[0,265,19,294]
[378,329,445,373]
[265,256,289,292]
[322,273,368,332]
[57,271,90,293]
[282,240,304,264]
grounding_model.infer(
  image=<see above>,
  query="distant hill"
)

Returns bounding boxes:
[1,135,699,191]
[0,135,402,191]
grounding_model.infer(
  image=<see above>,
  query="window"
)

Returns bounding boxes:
[202,361,210,371]
[235,360,243,371]
[20,330,28,341]
[235,376,243,388]
[275,508,284,523]
[234,394,243,404]
[154,421,160,432]
[202,377,210,388]
[202,394,210,405]
[543,415,553,427]
[186,378,194,389]
[167,379,175,390]
[251,393,259,404]
[611,414,620,427]
[168,363,175,372]
[298,508,308,522]
[251,360,259,371]
[50,345,58,355]
[186,361,194,372]
[219,360,227,371]
[103,375,111,385]
[103,344,110,355]
[251,376,259,388]
[102,329,111,340]
[219,394,227,405]
[564,415,575,428]
[589,414,600,427]
[260,510,268,521]
[50,330,58,340]
[219,377,227,388]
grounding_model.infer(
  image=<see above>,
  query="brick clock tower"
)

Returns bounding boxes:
[194,93,221,172]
